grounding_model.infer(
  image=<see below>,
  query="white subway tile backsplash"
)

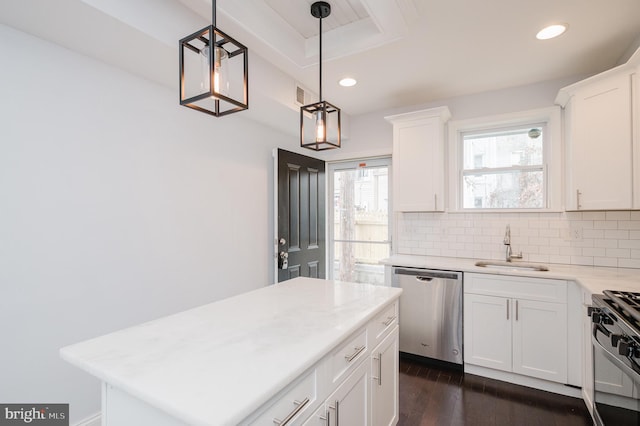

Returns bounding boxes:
[605,230,629,239]
[618,221,640,230]
[618,258,640,268]
[582,212,607,220]
[594,221,617,230]
[606,211,631,220]
[396,210,640,269]
[594,257,618,267]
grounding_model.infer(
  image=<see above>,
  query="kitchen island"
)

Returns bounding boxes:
[60,277,401,425]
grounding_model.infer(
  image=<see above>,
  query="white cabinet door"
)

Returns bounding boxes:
[463,294,512,372]
[327,360,370,426]
[386,107,450,212]
[565,71,633,210]
[512,299,568,383]
[371,327,398,426]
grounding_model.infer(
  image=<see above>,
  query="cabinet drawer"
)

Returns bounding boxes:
[370,301,398,344]
[330,328,368,384]
[249,368,317,426]
[465,273,567,303]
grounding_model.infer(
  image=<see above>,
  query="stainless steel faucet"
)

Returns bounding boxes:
[504,225,523,262]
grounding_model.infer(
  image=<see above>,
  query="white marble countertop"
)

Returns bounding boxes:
[382,254,640,295]
[60,278,402,426]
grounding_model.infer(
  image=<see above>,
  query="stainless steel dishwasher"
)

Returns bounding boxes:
[392,267,463,365]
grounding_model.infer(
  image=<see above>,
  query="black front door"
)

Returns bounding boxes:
[277,149,326,282]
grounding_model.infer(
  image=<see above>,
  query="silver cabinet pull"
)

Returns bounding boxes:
[577,189,582,209]
[319,410,329,426]
[506,299,509,320]
[344,345,365,362]
[415,276,434,282]
[434,193,437,210]
[272,397,310,425]
[329,401,340,426]
[382,316,396,326]
[516,299,519,321]
[372,352,383,386]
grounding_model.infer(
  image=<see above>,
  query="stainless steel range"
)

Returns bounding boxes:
[590,290,640,425]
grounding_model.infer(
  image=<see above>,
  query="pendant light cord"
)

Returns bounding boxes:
[212,0,217,27]
[319,14,322,102]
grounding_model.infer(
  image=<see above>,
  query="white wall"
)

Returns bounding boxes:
[0,24,295,424]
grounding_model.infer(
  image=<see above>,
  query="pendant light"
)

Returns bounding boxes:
[179,0,248,117]
[301,1,341,151]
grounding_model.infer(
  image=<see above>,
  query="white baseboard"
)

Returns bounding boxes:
[465,364,582,399]
[74,412,101,426]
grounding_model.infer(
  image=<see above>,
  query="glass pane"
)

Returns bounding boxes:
[333,241,390,285]
[463,127,543,169]
[462,170,544,209]
[333,167,388,242]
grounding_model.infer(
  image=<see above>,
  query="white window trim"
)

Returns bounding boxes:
[447,106,562,212]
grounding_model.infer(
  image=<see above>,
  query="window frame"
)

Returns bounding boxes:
[448,107,562,212]
[327,157,392,282]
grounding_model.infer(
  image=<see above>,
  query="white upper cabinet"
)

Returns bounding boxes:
[556,49,639,210]
[385,107,451,212]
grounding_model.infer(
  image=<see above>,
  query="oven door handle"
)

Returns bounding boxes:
[593,334,640,379]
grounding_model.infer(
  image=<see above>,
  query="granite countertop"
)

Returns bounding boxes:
[60,278,402,426]
[382,254,640,295]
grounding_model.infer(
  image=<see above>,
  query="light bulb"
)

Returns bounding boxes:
[315,111,326,142]
[200,46,229,97]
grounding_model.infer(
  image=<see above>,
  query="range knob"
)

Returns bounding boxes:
[611,334,623,348]
[590,310,614,325]
[618,337,640,358]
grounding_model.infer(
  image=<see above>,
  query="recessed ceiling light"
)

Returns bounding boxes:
[339,77,357,87]
[536,24,568,40]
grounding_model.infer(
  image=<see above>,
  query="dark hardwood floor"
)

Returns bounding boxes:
[399,357,593,426]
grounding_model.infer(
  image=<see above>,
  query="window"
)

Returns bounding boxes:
[461,124,545,209]
[448,107,562,212]
[328,158,391,285]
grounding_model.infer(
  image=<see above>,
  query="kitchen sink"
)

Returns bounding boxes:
[474,260,549,271]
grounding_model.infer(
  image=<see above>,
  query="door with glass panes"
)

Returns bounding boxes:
[329,158,391,285]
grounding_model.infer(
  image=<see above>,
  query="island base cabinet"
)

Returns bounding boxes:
[327,360,370,426]
[371,327,399,426]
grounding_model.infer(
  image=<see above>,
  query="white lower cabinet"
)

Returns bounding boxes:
[303,326,400,426]
[327,360,370,425]
[464,293,512,371]
[371,328,399,426]
[302,362,370,426]
[464,273,568,384]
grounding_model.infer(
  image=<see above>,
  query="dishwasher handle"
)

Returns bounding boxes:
[393,268,461,281]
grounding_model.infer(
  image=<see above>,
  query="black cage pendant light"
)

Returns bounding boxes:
[179,0,248,117]
[301,1,341,151]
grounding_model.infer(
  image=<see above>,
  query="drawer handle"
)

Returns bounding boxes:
[273,397,310,425]
[382,315,396,327]
[344,345,366,362]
